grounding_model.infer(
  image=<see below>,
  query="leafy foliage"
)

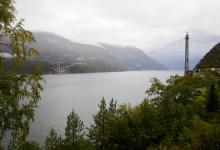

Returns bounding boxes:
[18,141,41,150]
[0,0,43,149]
[87,72,220,150]
[207,84,219,113]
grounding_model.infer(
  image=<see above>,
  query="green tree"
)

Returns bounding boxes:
[106,99,117,134]
[105,98,118,149]
[207,84,219,113]
[0,0,42,148]
[137,100,163,148]
[17,141,41,150]
[45,128,59,150]
[89,97,108,150]
[180,115,220,150]
[65,109,85,146]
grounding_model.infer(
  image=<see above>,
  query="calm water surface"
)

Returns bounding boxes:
[28,70,183,145]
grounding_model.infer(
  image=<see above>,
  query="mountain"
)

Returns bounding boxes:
[32,32,122,64]
[30,32,127,73]
[196,42,220,69]
[101,44,165,70]
[1,32,166,73]
[31,32,165,73]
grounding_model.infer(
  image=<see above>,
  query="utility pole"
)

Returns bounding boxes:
[185,33,189,75]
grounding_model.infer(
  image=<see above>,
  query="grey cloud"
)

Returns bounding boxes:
[15,0,220,51]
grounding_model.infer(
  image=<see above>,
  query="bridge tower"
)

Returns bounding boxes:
[185,33,189,75]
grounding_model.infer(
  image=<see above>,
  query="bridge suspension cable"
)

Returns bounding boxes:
[124,38,184,62]
[147,38,184,55]
[190,38,211,46]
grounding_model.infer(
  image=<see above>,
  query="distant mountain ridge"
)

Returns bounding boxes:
[2,32,166,73]
[101,44,165,70]
[196,42,220,69]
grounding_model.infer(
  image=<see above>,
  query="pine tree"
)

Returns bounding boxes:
[45,128,59,150]
[106,98,118,149]
[65,109,84,146]
[108,98,117,118]
[89,97,108,150]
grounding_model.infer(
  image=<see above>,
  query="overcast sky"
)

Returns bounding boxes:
[16,0,220,52]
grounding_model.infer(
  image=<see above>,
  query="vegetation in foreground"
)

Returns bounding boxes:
[0,0,43,149]
[1,71,220,150]
[41,71,220,150]
[11,71,219,150]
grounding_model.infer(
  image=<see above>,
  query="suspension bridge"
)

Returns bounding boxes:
[55,33,213,75]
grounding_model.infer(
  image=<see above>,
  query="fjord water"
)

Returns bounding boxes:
[28,70,183,145]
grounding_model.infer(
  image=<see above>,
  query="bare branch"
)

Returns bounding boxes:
[0,42,12,50]
[0,42,11,46]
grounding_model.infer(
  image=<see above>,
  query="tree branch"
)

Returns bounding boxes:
[0,42,11,46]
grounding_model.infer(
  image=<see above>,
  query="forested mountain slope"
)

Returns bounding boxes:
[196,42,220,69]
